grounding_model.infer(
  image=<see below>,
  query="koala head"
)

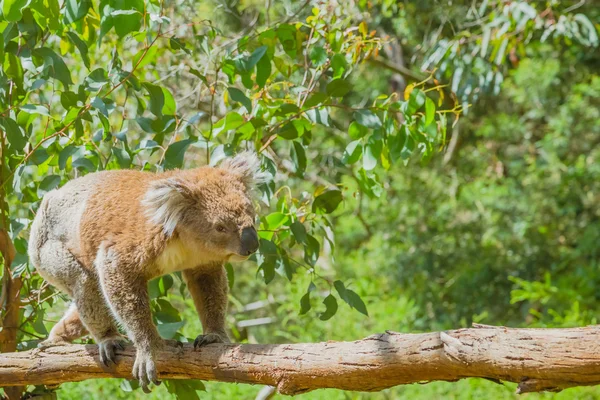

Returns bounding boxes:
[142,151,268,261]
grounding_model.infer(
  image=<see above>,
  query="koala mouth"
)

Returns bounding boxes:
[229,254,251,262]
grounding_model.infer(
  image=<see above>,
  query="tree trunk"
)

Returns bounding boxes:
[1,325,599,395]
[0,229,24,400]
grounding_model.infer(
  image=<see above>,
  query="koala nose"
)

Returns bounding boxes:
[240,227,259,256]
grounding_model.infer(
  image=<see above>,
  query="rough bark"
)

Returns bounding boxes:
[0,229,24,400]
[0,325,599,395]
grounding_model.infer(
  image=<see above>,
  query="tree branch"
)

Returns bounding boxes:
[1,325,600,395]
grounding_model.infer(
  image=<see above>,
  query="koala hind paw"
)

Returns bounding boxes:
[133,350,160,393]
[98,336,126,366]
[37,338,69,350]
[193,332,229,350]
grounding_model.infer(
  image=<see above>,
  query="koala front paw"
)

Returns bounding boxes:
[132,349,159,393]
[98,336,126,366]
[37,338,69,350]
[162,338,185,355]
[193,332,230,349]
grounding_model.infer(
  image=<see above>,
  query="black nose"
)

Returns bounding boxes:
[240,227,259,256]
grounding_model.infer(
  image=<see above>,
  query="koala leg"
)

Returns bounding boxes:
[95,243,162,392]
[183,263,230,349]
[72,274,125,366]
[35,240,123,365]
[44,303,88,344]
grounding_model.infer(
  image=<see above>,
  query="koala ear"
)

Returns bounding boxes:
[142,178,194,236]
[219,151,269,190]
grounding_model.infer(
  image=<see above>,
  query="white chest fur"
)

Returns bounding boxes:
[155,238,210,275]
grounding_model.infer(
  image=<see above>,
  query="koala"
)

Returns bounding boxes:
[28,152,265,391]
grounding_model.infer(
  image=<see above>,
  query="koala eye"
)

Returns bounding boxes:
[216,225,227,233]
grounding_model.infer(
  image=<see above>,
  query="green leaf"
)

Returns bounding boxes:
[303,92,329,108]
[353,110,381,129]
[342,140,362,165]
[290,221,307,244]
[32,47,73,87]
[20,104,50,116]
[112,147,132,169]
[91,97,108,117]
[38,175,61,193]
[319,294,338,321]
[1,118,27,151]
[326,79,352,97]
[256,55,271,88]
[165,380,205,400]
[212,112,244,136]
[163,139,193,170]
[304,235,320,266]
[3,0,30,22]
[227,87,252,113]
[63,0,91,24]
[143,82,165,117]
[312,190,343,214]
[299,282,316,315]
[61,91,79,109]
[247,46,268,69]
[159,275,174,295]
[157,321,185,339]
[348,121,368,140]
[345,289,368,316]
[408,88,426,114]
[65,31,90,69]
[162,87,177,115]
[331,53,347,79]
[30,148,49,165]
[257,239,278,284]
[112,2,143,38]
[58,145,79,169]
[235,45,267,73]
[189,68,208,85]
[425,97,436,126]
[290,141,307,177]
[84,68,109,91]
[132,45,158,70]
[31,0,60,29]
[388,128,407,163]
[120,380,139,392]
[363,141,380,171]
[264,212,289,230]
[334,281,368,316]
[310,46,328,67]
[72,156,96,171]
[276,24,297,57]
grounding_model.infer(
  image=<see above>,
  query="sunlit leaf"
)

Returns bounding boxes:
[353,110,381,129]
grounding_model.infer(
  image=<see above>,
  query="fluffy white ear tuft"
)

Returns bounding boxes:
[142,178,192,236]
[219,151,269,189]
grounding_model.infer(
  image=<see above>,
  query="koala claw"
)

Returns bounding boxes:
[37,338,68,350]
[132,350,159,392]
[98,337,126,366]
[193,332,228,350]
